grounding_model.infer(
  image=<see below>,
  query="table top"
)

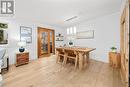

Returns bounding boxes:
[56,46,96,52]
[16,52,29,54]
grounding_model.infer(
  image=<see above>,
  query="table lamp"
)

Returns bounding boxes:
[17,41,26,52]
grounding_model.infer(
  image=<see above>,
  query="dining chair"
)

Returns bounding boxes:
[64,49,78,69]
[56,48,64,63]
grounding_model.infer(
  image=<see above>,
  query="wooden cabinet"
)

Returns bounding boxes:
[109,52,121,68]
[38,27,55,58]
[16,52,29,66]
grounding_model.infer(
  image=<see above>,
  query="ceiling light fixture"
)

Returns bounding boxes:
[65,16,77,22]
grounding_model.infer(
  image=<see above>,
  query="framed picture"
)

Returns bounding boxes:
[0,23,8,44]
[0,23,8,28]
[76,30,94,39]
[20,26,32,43]
[0,29,8,44]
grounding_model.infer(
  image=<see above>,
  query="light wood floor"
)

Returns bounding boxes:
[3,55,124,87]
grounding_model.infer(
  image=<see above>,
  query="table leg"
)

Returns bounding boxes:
[74,51,78,70]
[74,56,77,69]
[84,53,87,67]
[86,53,89,64]
[78,52,84,70]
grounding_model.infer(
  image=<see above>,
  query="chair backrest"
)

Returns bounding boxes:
[64,49,76,56]
[56,48,64,54]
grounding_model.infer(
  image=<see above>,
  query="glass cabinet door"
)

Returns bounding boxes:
[41,32,49,54]
[50,31,52,53]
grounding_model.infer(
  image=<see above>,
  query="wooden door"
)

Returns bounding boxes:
[38,27,55,58]
[120,1,129,86]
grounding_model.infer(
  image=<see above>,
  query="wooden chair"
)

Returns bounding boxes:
[56,48,64,63]
[64,49,78,69]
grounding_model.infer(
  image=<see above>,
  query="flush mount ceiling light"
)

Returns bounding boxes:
[65,16,78,22]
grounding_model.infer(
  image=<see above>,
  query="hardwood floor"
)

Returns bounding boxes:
[3,55,124,87]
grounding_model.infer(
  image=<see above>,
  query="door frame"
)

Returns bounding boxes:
[120,0,129,86]
[37,27,55,58]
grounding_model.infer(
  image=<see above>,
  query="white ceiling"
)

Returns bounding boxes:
[15,0,122,28]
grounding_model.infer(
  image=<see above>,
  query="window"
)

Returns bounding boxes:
[67,26,77,35]
[67,26,77,40]
[67,28,70,35]
[73,26,76,34]
[70,27,73,34]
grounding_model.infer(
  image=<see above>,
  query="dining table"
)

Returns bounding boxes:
[56,46,96,70]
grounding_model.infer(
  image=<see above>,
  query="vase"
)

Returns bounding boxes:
[19,47,25,52]
[69,41,73,45]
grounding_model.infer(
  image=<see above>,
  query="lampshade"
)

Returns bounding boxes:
[17,41,26,47]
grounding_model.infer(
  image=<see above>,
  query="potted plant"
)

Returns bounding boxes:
[111,47,117,52]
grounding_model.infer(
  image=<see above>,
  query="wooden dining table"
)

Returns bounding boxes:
[56,46,96,70]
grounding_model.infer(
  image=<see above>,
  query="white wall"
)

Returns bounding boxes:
[0,18,65,65]
[65,12,120,63]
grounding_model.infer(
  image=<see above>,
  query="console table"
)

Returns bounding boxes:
[109,52,121,68]
[16,52,29,66]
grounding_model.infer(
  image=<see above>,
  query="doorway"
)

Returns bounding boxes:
[38,27,55,58]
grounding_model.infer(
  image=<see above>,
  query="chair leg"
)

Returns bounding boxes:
[86,53,89,64]
[63,53,68,66]
[56,54,59,63]
[56,51,60,63]
[84,54,87,67]
[56,54,60,63]
[56,56,58,63]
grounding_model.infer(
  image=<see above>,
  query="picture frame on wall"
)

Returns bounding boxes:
[76,30,94,39]
[0,29,8,44]
[0,23,8,29]
[0,23,8,44]
[20,26,32,43]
